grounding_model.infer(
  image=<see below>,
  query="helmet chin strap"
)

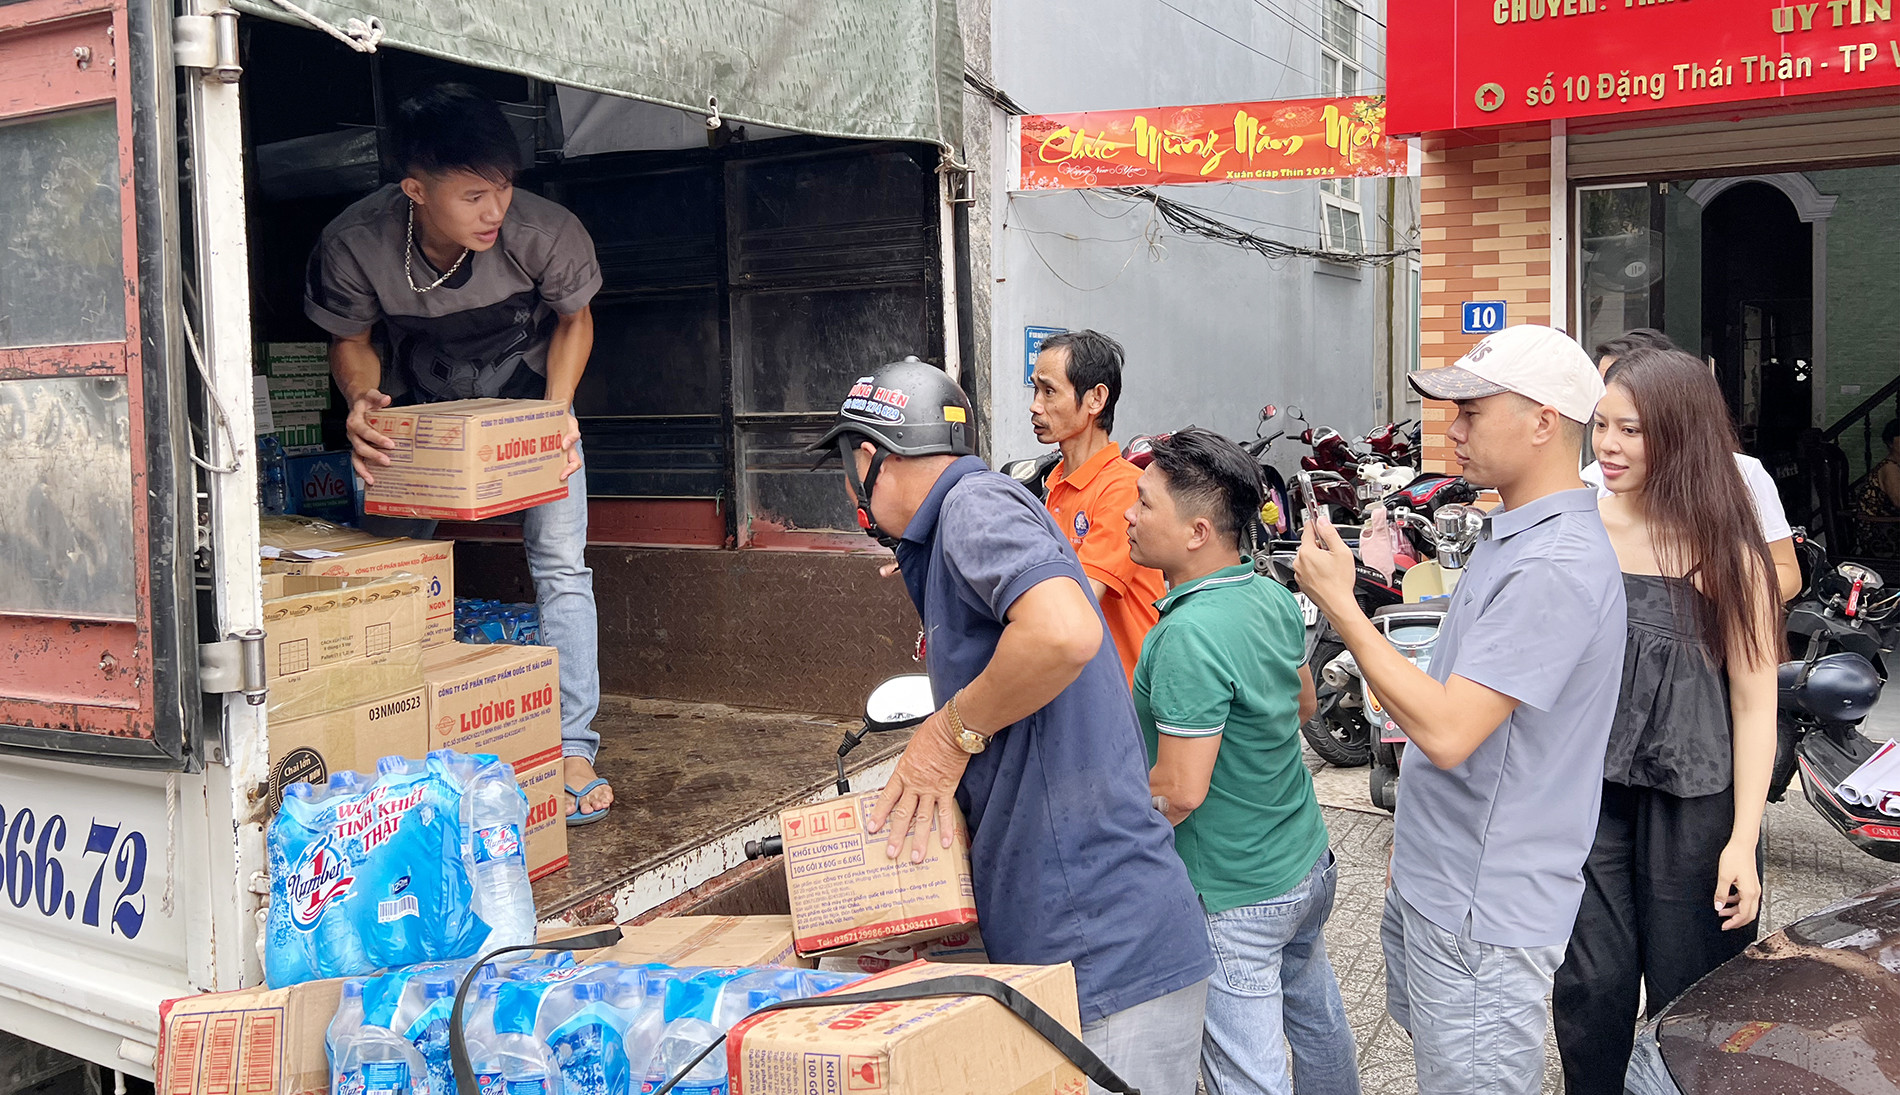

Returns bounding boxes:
[839,438,900,549]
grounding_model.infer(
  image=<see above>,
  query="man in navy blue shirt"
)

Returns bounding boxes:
[812,358,1214,1095]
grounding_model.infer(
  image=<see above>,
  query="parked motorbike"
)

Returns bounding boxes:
[1361,502,1488,812]
[1769,533,1898,803]
[1000,451,1061,501]
[743,674,934,860]
[1242,404,1301,537]
[1361,418,1417,467]
[1292,473,1479,771]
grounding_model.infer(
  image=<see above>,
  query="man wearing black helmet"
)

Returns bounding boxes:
[813,358,1214,1095]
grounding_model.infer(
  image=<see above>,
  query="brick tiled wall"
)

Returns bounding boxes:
[1418,124,1555,472]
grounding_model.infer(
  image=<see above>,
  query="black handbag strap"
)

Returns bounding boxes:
[648,973,1138,1095]
[447,927,623,1095]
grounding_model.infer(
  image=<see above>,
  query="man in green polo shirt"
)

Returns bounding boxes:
[1125,427,1358,1095]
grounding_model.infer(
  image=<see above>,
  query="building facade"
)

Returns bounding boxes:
[1392,2,1900,552]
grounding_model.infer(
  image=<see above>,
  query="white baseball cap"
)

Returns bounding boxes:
[1409,325,1605,423]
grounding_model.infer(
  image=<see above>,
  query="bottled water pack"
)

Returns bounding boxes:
[267,750,535,987]
[327,958,865,1095]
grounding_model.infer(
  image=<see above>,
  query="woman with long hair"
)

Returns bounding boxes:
[1553,346,1782,1091]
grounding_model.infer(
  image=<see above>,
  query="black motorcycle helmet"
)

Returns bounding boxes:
[809,357,976,546]
[1783,652,1884,724]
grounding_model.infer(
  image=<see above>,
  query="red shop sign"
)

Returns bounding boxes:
[1009,95,1414,191]
[1390,0,1900,133]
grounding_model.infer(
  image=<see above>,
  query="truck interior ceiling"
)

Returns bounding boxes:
[237,18,948,551]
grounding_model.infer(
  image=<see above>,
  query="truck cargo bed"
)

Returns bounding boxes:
[531,695,911,926]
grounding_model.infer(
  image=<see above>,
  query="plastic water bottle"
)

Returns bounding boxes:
[621,973,669,1084]
[327,980,369,1095]
[709,971,799,1032]
[645,1017,728,1095]
[281,782,370,977]
[434,751,535,948]
[406,978,459,1095]
[330,981,427,1095]
[258,435,290,516]
[543,980,629,1095]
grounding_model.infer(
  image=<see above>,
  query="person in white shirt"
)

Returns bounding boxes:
[1580,329,1802,601]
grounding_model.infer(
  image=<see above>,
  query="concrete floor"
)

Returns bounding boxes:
[1305,695,1900,1094]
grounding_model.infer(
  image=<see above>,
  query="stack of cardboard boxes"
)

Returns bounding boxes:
[259,513,569,880]
[258,342,330,454]
[162,915,1086,1095]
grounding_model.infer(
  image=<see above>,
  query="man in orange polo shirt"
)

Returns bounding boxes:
[1031,330,1166,683]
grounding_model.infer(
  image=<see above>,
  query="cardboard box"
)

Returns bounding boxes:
[780,793,978,957]
[422,642,562,771]
[266,686,428,813]
[597,915,811,969]
[267,411,325,454]
[518,757,569,880]
[728,961,1085,1095]
[284,451,359,523]
[818,927,988,974]
[260,516,455,646]
[264,341,332,378]
[261,575,425,718]
[158,978,343,1095]
[361,398,569,521]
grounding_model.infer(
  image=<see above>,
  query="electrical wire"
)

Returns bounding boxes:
[1153,0,1297,70]
[1253,0,1386,58]
[1115,186,1417,266]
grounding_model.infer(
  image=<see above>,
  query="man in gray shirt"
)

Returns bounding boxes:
[1296,325,1626,1094]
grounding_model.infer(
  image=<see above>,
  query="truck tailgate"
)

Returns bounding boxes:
[532,696,910,927]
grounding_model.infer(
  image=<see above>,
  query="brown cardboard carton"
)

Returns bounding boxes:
[158,978,343,1095]
[422,643,562,772]
[728,961,1085,1095]
[597,915,812,969]
[266,688,428,813]
[361,398,569,521]
[261,575,425,718]
[818,927,988,973]
[518,757,569,880]
[780,793,978,957]
[260,516,455,646]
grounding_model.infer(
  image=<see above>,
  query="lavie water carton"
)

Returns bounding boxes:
[362,398,569,521]
[779,793,978,957]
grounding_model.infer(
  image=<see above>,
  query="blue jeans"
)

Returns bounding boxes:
[361,443,601,763]
[1202,850,1359,1095]
[1080,978,1209,1095]
[1381,888,1563,1095]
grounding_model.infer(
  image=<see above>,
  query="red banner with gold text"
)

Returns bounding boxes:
[1011,95,1415,191]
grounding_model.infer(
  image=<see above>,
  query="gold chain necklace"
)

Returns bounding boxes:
[404,200,471,294]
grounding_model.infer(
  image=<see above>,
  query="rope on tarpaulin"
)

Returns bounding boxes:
[258,0,385,52]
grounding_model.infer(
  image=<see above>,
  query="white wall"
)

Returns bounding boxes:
[985,0,1403,465]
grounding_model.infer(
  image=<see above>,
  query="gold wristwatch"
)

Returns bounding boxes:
[945,692,987,754]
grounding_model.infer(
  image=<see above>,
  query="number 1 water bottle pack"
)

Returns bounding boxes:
[327,957,865,1095]
[267,750,536,988]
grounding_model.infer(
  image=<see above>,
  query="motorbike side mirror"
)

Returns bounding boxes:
[1260,404,1278,422]
[1286,405,1305,421]
[864,674,935,732]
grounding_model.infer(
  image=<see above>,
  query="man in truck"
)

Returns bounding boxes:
[303,84,613,825]
[812,358,1214,1095]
